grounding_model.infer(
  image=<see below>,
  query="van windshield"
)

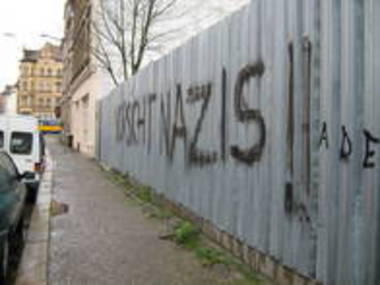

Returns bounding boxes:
[10,132,33,155]
[0,131,3,149]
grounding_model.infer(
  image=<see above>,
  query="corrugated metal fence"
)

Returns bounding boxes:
[98,0,380,284]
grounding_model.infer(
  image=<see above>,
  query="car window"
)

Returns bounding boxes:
[0,152,18,178]
[10,132,33,155]
[0,131,3,149]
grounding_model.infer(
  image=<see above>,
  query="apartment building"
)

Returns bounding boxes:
[17,43,63,118]
[61,0,111,156]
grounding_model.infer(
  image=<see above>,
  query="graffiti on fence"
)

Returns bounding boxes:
[319,122,380,168]
[114,61,380,170]
[115,62,267,167]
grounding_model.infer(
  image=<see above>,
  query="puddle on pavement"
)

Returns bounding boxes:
[51,200,70,217]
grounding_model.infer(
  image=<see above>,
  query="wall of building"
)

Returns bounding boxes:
[61,0,114,157]
[70,68,110,157]
[70,73,96,156]
[98,0,380,284]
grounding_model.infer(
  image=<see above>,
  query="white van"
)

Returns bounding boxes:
[0,115,45,198]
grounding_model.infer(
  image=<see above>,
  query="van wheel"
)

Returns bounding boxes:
[0,237,9,283]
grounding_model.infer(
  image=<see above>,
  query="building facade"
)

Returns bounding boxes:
[61,0,111,156]
[17,43,63,119]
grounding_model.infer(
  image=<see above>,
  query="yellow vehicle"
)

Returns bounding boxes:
[38,119,62,134]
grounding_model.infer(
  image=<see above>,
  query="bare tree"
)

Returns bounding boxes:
[92,0,250,86]
[92,0,180,86]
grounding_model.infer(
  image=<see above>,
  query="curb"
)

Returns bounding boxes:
[15,152,53,285]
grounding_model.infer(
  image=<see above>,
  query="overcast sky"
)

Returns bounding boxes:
[0,0,64,91]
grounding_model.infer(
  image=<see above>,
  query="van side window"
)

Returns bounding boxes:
[10,132,33,155]
[0,131,3,149]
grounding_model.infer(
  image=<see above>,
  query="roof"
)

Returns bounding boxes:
[20,43,63,63]
[20,50,39,62]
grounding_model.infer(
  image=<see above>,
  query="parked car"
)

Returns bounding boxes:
[0,115,45,201]
[0,151,30,283]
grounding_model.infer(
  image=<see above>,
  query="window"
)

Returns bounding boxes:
[46,98,51,107]
[10,132,33,155]
[27,96,32,107]
[47,68,52,76]
[40,68,45,76]
[0,131,3,148]
[56,82,61,92]
[23,67,29,76]
[82,94,89,141]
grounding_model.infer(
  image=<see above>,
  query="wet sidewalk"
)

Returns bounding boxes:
[47,137,242,285]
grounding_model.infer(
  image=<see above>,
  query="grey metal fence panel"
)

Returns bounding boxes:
[98,0,380,283]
